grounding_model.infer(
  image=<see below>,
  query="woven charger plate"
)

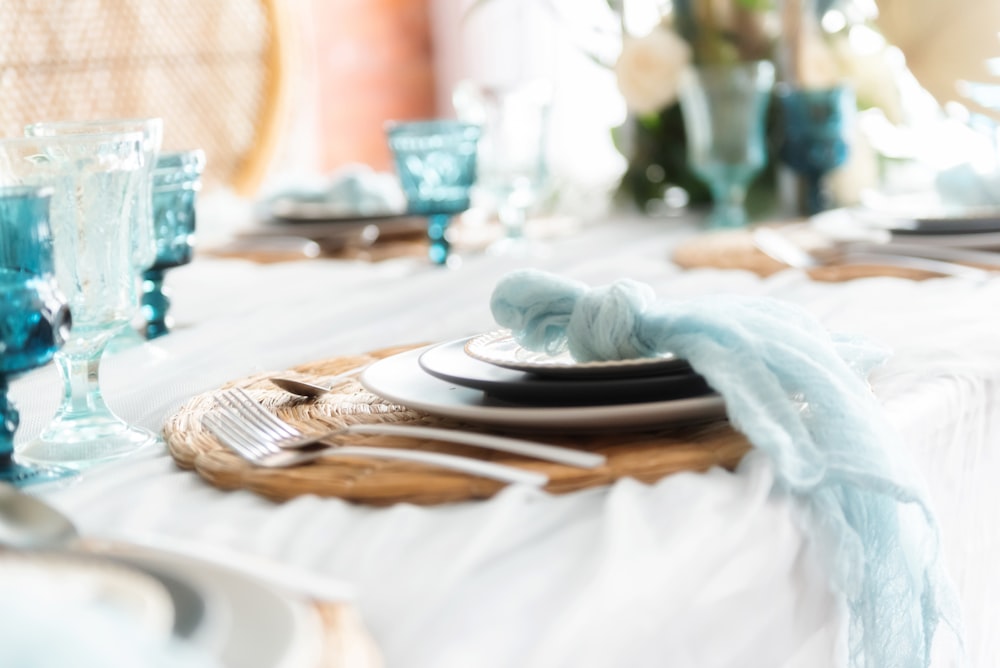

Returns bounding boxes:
[164,344,749,505]
[672,228,943,281]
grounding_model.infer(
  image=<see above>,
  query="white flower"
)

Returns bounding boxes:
[831,37,905,125]
[615,26,692,115]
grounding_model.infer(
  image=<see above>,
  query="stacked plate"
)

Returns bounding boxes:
[813,204,1000,251]
[360,331,727,432]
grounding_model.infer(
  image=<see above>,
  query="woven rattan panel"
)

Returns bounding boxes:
[164,344,750,506]
[0,0,285,194]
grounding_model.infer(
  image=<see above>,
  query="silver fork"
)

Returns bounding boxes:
[215,387,605,469]
[203,395,550,486]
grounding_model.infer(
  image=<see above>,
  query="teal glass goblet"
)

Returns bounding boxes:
[142,150,206,339]
[386,120,480,265]
[0,186,75,486]
[775,85,854,215]
[678,61,775,228]
[0,132,158,469]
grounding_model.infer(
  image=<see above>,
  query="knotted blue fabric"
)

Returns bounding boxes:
[491,268,962,668]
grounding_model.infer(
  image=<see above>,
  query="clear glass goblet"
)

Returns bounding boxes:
[142,149,206,339]
[26,118,164,351]
[775,85,854,215]
[0,186,75,486]
[24,117,164,273]
[678,61,775,229]
[453,80,552,255]
[385,120,481,266]
[0,132,158,469]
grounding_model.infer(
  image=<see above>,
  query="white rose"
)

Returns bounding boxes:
[615,26,692,115]
[831,38,905,125]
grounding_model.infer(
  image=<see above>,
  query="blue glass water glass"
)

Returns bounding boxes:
[775,85,854,215]
[0,132,157,469]
[0,186,75,486]
[141,150,205,339]
[678,61,775,228]
[385,120,481,265]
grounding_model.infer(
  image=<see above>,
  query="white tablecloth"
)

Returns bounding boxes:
[12,216,999,667]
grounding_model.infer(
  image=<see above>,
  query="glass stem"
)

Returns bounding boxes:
[498,203,527,240]
[0,376,16,466]
[55,351,111,420]
[141,269,170,339]
[709,182,748,228]
[426,214,452,265]
[803,174,826,216]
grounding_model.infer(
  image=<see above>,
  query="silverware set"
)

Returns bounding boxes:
[203,387,605,485]
[752,226,998,279]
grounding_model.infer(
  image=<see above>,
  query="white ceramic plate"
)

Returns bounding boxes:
[361,346,727,432]
[0,551,176,639]
[92,543,323,668]
[464,330,690,379]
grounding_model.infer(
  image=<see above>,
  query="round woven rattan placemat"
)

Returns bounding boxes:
[164,344,749,506]
[672,228,943,281]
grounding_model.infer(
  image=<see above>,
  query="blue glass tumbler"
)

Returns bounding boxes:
[386,120,481,265]
[141,150,206,339]
[0,186,74,486]
[776,85,854,215]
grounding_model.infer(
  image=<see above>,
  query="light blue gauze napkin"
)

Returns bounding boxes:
[490,268,963,668]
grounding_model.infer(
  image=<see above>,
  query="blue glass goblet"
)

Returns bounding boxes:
[776,85,854,215]
[0,186,74,486]
[678,61,775,228]
[141,150,206,339]
[0,132,157,469]
[386,120,481,265]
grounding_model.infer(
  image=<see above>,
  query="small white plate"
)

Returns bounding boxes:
[361,346,726,432]
[464,330,690,379]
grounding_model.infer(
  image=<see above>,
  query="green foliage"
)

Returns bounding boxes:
[735,0,774,11]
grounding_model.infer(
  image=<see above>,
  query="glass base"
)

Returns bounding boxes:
[0,460,76,488]
[19,417,159,469]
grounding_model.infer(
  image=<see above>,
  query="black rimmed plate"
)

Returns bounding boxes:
[419,337,711,406]
[463,330,692,379]
[851,202,1000,236]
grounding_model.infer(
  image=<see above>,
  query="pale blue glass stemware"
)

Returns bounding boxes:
[386,120,480,265]
[0,132,157,469]
[776,85,854,215]
[25,118,163,273]
[678,61,775,228]
[0,186,75,486]
[142,150,206,339]
[453,80,552,255]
